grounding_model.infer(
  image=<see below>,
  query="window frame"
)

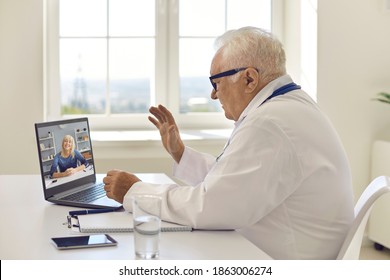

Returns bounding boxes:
[44,0,284,130]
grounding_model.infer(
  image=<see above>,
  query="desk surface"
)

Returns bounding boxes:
[0,174,271,260]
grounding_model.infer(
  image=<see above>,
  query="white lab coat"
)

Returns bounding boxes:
[123,75,354,260]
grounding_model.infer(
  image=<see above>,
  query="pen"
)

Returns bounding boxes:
[69,208,117,217]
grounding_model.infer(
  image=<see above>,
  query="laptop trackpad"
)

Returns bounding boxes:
[92,196,122,208]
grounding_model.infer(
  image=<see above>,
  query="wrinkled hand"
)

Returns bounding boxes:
[148,104,185,163]
[103,169,141,203]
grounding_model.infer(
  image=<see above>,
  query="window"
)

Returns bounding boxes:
[46,0,283,130]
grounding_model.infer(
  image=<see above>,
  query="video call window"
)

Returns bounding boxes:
[36,120,95,189]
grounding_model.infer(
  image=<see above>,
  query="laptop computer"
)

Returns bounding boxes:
[34,117,122,209]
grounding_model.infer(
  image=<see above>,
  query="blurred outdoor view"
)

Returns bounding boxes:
[59,0,271,115]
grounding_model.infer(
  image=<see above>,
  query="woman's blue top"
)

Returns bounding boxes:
[50,150,89,177]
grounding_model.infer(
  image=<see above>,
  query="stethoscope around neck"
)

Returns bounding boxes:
[215,82,301,162]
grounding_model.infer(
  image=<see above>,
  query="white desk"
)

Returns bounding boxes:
[0,174,272,260]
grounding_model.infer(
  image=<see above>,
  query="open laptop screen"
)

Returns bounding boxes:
[35,118,96,199]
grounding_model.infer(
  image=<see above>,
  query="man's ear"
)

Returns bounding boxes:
[244,68,259,93]
[246,76,254,85]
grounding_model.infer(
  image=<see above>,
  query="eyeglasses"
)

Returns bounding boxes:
[209,67,248,91]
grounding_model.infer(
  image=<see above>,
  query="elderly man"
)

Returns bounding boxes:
[103,26,354,260]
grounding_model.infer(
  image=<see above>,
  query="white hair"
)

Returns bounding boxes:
[214,26,286,83]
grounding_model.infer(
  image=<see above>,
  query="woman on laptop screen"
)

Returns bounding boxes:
[50,135,89,179]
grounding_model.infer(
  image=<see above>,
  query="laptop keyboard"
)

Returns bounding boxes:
[62,183,105,203]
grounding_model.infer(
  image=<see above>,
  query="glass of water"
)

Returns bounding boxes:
[131,194,162,259]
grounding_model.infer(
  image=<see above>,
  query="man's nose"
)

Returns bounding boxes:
[211,89,218,100]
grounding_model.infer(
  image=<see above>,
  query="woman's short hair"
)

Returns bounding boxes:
[62,135,76,158]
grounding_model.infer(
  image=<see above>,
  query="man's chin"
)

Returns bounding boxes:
[224,111,234,121]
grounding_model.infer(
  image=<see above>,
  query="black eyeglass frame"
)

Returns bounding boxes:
[209,67,249,90]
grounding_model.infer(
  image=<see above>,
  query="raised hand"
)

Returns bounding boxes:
[148,104,185,163]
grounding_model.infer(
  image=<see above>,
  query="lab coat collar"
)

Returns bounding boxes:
[234,74,294,127]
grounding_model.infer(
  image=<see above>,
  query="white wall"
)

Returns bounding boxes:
[0,0,43,175]
[317,0,390,197]
[1,0,390,201]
